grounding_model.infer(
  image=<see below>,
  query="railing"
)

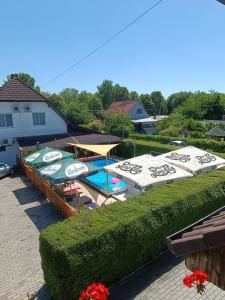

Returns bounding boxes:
[22,164,78,218]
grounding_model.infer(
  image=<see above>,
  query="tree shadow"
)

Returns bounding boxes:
[13,174,63,232]
[28,284,51,300]
[109,251,183,300]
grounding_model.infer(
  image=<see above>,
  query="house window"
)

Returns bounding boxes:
[137,109,143,114]
[32,113,46,125]
[0,114,13,127]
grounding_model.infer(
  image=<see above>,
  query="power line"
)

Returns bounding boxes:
[41,0,164,88]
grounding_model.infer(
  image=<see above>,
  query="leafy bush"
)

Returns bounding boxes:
[103,113,134,138]
[129,133,225,153]
[40,169,225,300]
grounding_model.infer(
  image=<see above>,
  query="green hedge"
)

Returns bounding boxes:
[40,169,225,300]
[117,139,176,158]
[129,133,225,153]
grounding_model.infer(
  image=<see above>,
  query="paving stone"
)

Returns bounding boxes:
[0,174,63,300]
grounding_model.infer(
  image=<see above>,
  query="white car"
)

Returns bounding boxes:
[0,163,15,178]
[168,141,187,147]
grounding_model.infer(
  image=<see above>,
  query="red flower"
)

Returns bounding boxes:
[79,283,109,300]
[183,269,208,295]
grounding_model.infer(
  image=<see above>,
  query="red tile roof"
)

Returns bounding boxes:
[104,100,137,117]
[0,75,47,101]
[168,208,225,256]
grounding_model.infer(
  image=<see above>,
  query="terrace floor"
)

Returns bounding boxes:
[0,174,62,300]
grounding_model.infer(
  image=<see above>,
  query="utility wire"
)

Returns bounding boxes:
[41,0,164,88]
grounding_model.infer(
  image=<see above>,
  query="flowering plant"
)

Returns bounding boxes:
[79,283,109,300]
[183,269,208,295]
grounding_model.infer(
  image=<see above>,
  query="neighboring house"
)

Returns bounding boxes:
[104,100,149,120]
[167,206,225,291]
[206,126,225,141]
[104,100,167,134]
[0,74,120,165]
[132,115,168,134]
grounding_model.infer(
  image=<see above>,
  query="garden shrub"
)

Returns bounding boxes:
[129,133,225,153]
[40,168,225,300]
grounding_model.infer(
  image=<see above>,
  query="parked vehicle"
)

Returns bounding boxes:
[168,140,187,147]
[0,163,14,178]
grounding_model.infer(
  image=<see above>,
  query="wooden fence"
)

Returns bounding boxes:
[23,164,78,218]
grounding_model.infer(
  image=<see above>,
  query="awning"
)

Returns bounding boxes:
[24,147,74,168]
[158,146,225,175]
[105,154,192,188]
[38,157,100,184]
[68,143,118,156]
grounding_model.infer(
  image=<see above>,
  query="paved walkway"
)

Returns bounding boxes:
[110,251,225,300]
[0,174,62,300]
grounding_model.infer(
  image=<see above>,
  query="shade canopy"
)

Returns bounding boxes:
[24,147,74,168]
[105,154,192,189]
[38,157,100,183]
[158,146,225,175]
[68,143,118,156]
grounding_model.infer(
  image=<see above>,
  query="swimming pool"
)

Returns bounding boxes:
[91,158,117,168]
[82,170,127,195]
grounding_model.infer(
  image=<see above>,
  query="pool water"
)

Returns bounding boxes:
[84,171,127,194]
[91,159,117,168]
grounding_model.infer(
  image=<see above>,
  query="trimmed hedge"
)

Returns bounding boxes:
[40,169,225,300]
[130,133,225,153]
[117,139,176,158]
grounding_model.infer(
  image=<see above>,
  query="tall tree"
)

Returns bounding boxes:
[140,94,153,115]
[112,84,129,101]
[167,92,193,114]
[151,91,166,114]
[97,80,114,109]
[129,91,139,101]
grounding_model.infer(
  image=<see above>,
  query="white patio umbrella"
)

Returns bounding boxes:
[158,146,225,175]
[105,154,192,189]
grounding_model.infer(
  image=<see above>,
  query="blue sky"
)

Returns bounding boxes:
[0,0,225,97]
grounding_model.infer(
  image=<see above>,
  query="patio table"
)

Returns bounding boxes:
[63,183,83,196]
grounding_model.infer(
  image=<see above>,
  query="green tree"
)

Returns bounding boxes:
[97,80,114,109]
[151,91,166,114]
[60,88,79,102]
[6,72,35,88]
[112,84,129,101]
[140,94,153,114]
[129,91,139,100]
[103,113,134,138]
[167,92,193,114]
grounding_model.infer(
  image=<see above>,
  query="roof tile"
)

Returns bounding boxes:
[0,76,47,101]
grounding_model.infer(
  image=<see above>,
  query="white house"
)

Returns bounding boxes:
[132,115,168,134]
[0,74,121,165]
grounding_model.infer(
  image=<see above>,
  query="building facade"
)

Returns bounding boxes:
[0,75,121,165]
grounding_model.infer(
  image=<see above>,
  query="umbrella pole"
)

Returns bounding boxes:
[106,152,109,196]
